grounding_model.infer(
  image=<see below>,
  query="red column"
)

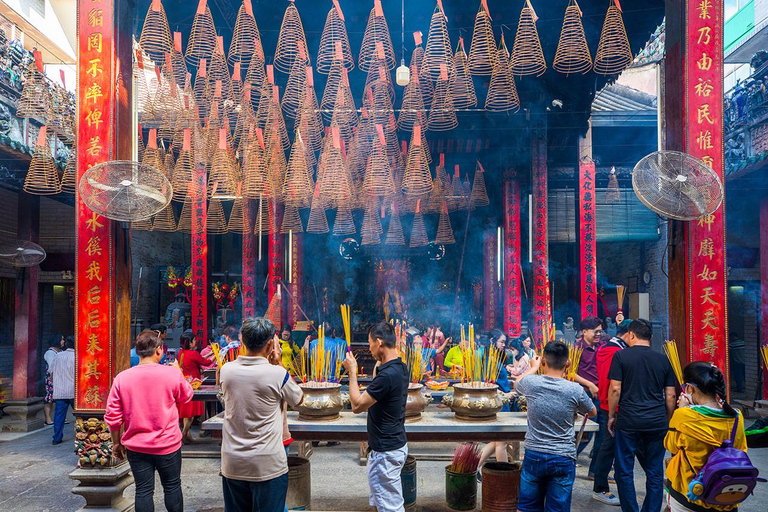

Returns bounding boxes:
[268,200,284,310]
[242,200,257,318]
[483,231,498,330]
[761,199,768,398]
[503,181,521,337]
[12,194,39,399]
[191,165,209,342]
[532,124,549,343]
[578,161,597,319]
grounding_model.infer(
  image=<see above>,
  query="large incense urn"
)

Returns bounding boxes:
[441,383,508,421]
[294,383,349,421]
[405,384,433,420]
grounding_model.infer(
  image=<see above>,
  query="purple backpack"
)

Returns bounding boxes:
[685,412,766,506]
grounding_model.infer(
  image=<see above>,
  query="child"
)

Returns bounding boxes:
[514,341,597,512]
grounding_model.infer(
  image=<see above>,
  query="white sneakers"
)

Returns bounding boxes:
[592,491,621,506]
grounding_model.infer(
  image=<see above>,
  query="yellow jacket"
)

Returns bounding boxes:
[280,339,300,369]
[443,346,464,369]
[664,406,747,511]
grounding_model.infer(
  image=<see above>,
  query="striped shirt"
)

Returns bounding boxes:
[50,349,75,400]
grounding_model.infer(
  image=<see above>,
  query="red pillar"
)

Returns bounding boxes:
[503,180,521,337]
[761,199,768,398]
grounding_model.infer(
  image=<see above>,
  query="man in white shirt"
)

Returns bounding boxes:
[219,317,303,512]
[50,335,75,445]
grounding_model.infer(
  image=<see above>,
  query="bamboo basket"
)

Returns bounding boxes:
[317,1,355,74]
[280,203,304,234]
[274,0,311,74]
[428,65,458,131]
[450,38,477,109]
[593,0,632,75]
[139,0,173,63]
[435,202,456,244]
[469,162,490,208]
[153,202,178,232]
[485,38,520,112]
[422,3,453,81]
[207,198,228,235]
[468,1,497,76]
[228,0,264,68]
[510,1,547,77]
[185,0,216,67]
[24,127,60,195]
[359,0,396,72]
[553,1,592,75]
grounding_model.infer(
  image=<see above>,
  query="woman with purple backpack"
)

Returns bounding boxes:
[664,362,760,512]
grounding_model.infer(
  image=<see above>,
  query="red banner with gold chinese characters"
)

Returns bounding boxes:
[191,166,208,342]
[532,134,548,342]
[686,0,727,374]
[483,231,498,331]
[267,200,283,312]
[242,199,257,318]
[288,232,303,327]
[579,161,597,319]
[75,0,114,412]
[503,181,521,337]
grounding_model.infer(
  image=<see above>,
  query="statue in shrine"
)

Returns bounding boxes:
[562,317,576,343]
[164,293,191,349]
[383,283,403,322]
[212,282,240,338]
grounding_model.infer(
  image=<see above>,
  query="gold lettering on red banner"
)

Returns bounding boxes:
[503,180,522,336]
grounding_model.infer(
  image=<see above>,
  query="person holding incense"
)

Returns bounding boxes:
[412,329,448,376]
[574,316,605,472]
[279,325,301,369]
[177,331,213,444]
[219,317,303,512]
[607,319,676,512]
[514,342,597,512]
[342,322,408,512]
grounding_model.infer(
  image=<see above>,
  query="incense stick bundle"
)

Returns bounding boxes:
[448,443,482,474]
[341,304,352,352]
[663,340,684,386]
[566,342,583,381]
[617,285,626,312]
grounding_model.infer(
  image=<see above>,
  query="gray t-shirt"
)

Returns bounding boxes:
[516,374,594,459]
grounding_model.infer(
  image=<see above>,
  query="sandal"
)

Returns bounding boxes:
[44,422,53,426]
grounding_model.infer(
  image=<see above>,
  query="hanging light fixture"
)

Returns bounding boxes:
[396,0,410,86]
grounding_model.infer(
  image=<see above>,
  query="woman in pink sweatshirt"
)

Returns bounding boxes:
[104,330,194,512]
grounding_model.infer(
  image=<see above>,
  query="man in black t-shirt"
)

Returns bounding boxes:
[343,322,408,511]
[607,319,676,512]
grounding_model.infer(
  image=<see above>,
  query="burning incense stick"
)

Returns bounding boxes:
[663,340,684,386]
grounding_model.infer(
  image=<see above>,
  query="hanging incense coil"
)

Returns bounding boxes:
[402,126,432,197]
[317,1,355,74]
[485,39,520,112]
[193,60,211,115]
[333,204,357,235]
[142,130,165,176]
[328,76,358,136]
[132,216,154,231]
[363,128,396,198]
[229,0,264,68]
[605,167,621,203]
[16,62,50,119]
[134,54,151,116]
[206,43,235,115]
[468,1,497,76]
[60,144,77,194]
[168,33,188,87]
[449,39,477,109]
[185,0,217,67]
[153,202,178,232]
[244,59,266,103]
[553,1,592,75]
[265,135,288,200]
[280,203,304,234]
[176,196,193,233]
[163,146,176,180]
[384,207,405,245]
[139,0,173,63]
[428,66,458,131]
[253,198,271,234]
[409,209,429,247]
[435,203,455,244]
[307,194,330,234]
[172,131,195,202]
[461,175,472,211]
[469,162,489,208]
[410,43,433,108]
[364,61,395,107]
[510,2,546,77]
[207,198,228,234]
[397,66,427,132]
[316,129,354,208]
[282,56,309,120]
[242,135,269,199]
[283,136,314,208]
[24,128,60,195]
[274,0,311,74]
[209,131,239,197]
[296,78,324,152]
[360,202,382,245]
[422,3,453,81]
[593,0,633,75]
[227,197,250,234]
[320,58,345,122]
[359,0,396,72]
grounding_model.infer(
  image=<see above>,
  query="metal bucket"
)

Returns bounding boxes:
[445,466,477,510]
[481,461,521,512]
[400,455,417,510]
[286,456,310,510]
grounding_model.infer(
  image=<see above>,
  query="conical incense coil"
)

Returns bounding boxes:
[364,61,395,107]
[320,56,348,122]
[363,126,396,198]
[510,1,547,77]
[359,0,396,72]
[60,143,77,194]
[193,59,211,115]
[282,54,309,120]
[409,205,429,247]
[553,1,592,75]
[132,216,154,231]
[205,41,234,113]
[593,0,632,75]
[283,135,314,208]
[245,58,266,100]
[469,161,489,208]
[384,205,406,245]
[206,198,228,234]
[16,60,50,119]
[253,198,271,234]
[468,1,497,76]
[306,192,330,234]
[402,126,432,197]
[169,33,188,87]
[163,146,176,180]
[134,51,151,116]
[397,66,427,132]
[605,167,621,203]
[24,127,60,195]
[434,203,455,244]
[422,2,453,81]
[426,177,445,214]
[428,65,458,132]
[242,132,269,199]
[316,128,353,208]
[485,40,520,112]
[142,129,165,173]
[139,0,173,63]
[449,39,477,109]
[317,1,355,74]
[410,42,433,107]
[328,75,358,135]
[229,0,264,68]
[153,202,178,232]
[261,86,291,151]
[333,204,357,235]
[274,0,311,74]
[208,130,239,197]
[280,203,304,234]
[360,202,383,245]
[265,135,287,201]
[177,196,193,234]
[172,151,194,202]
[185,0,216,67]
[227,196,250,234]
[295,75,324,152]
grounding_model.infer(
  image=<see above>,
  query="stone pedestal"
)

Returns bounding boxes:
[1,397,44,432]
[69,462,134,511]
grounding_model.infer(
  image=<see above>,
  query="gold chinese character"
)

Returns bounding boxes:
[696,130,713,150]
[85,109,103,129]
[698,0,712,19]
[85,83,103,104]
[87,33,102,52]
[87,58,103,78]
[84,386,104,406]
[697,27,712,45]
[86,260,102,281]
[701,309,718,330]
[700,286,718,306]
[85,236,102,256]
[697,104,715,125]
[702,333,717,356]
[697,53,713,71]
[84,360,102,379]
[695,77,713,97]
[86,136,103,157]
[697,265,717,281]
[86,333,103,355]
[88,9,103,27]
[698,238,715,259]
[87,285,101,305]
[86,212,104,232]
[87,309,101,328]
[698,214,715,231]
[701,155,714,168]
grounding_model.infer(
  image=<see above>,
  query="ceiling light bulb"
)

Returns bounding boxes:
[396,59,410,86]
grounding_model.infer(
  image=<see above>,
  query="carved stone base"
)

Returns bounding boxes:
[1,397,44,432]
[69,462,134,511]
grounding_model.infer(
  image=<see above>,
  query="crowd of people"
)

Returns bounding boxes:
[41,310,762,512]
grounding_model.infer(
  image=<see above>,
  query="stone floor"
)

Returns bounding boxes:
[1,409,768,511]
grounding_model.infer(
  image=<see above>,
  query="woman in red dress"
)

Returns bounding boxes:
[177,332,213,444]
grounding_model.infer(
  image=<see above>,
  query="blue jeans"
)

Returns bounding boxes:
[577,397,604,475]
[223,473,289,512]
[517,449,576,512]
[614,429,666,512]
[126,448,183,512]
[52,398,73,443]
